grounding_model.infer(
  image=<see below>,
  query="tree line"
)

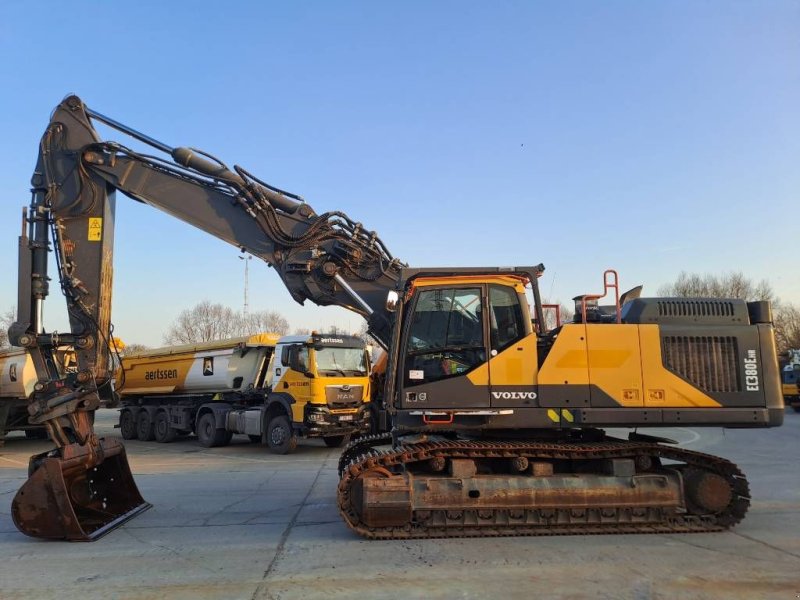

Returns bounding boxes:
[161,300,290,345]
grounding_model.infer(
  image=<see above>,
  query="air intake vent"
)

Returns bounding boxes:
[658,300,736,318]
[622,297,749,325]
[662,336,740,393]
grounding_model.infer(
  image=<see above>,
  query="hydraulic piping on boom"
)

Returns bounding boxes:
[9,95,783,542]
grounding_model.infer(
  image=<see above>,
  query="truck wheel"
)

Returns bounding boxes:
[120,410,137,440]
[267,415,297,454]
[323,435,349,448]
[154,411,177,443]
[136,410,155,441]
[197,413,231,448]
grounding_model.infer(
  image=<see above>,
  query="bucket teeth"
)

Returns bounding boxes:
[11,438,150,541]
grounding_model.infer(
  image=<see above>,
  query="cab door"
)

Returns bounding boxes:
[398,286,491,409]
[485,284,538,407]
[279,344,314,424]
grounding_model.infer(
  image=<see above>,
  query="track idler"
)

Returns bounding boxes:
[11,438,151,541]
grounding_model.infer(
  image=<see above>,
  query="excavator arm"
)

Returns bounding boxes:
[9,95,401,540]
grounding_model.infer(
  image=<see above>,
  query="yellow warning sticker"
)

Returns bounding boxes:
[88,218,102,241]
[561,409,574,423]
[547,409,560,423]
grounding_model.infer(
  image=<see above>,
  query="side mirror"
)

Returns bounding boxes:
[385,290,399,312]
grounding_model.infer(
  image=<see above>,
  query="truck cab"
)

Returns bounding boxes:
[259,333,372,452]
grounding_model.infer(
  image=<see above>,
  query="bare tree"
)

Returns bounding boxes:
[775,304,800,354]
[164,301,291,344]
[658,271,774,302]
[119,343,150,356]
[0,307,15,348]
[163,301,241,344]
[240,310,290,336]
[293,327,311,336]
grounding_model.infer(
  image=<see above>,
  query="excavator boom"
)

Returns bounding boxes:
[10,95,401,540]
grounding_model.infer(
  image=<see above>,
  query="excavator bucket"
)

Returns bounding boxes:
[11,438,151,541]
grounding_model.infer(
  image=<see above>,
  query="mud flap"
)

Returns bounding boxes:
[11,438,151,541]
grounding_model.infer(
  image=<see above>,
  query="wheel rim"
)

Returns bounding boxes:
[271,425,286,446]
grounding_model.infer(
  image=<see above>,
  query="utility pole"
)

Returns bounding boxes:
[238,254,252,315]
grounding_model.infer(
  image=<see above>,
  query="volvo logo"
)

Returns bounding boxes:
[491,391,537,400]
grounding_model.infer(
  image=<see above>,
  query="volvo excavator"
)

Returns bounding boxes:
[8,95,784,541]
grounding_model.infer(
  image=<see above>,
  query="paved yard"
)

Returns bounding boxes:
[1,410,798,599]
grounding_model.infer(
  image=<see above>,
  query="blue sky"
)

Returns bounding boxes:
[0,2,797,346]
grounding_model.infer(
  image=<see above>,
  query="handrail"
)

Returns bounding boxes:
[581,269,621,324]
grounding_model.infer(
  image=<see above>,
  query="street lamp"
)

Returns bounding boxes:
[238,254,252,315]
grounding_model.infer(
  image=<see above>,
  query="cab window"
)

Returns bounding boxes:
[489,285,525,352]
[315,347,368,377]
[404,287,486,386]
[296,346,309,373]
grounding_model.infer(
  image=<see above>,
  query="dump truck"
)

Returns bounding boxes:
[117,332,372,451]
[0,347,77,443]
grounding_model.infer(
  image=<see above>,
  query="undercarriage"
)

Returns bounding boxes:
[337,431,749,539]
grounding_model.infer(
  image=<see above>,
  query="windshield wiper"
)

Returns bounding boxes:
[321,368,347,376]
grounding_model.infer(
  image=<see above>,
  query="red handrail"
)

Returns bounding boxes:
[422,412,455,425]
[581,269,621,324]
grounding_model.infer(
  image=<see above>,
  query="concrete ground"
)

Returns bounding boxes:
[1,410,799,600]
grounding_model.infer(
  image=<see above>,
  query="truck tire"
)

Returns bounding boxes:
[323,435,349,448]
[154,411,177,443]
[267,415,297,454]
[120,410,137,440]
[136,410,155,441]
[197,412,232,448]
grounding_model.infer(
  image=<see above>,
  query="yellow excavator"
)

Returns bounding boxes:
[8,95,783,540]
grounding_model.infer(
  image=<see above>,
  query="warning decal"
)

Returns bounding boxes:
[88,218,102,241]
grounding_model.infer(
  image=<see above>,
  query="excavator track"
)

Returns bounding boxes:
[337,439,750,539]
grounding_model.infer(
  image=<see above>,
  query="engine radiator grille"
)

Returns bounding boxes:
[662,336,741,393]
[325,385,364,409]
